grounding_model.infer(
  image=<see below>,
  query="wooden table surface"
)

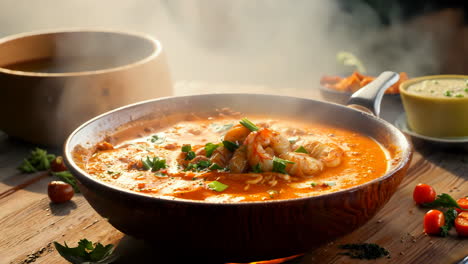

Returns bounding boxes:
[0,82,467,264]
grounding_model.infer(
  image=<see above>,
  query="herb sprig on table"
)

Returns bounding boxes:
[54,239,118,264]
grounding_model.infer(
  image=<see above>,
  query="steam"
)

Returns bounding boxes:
[0,0,452,92]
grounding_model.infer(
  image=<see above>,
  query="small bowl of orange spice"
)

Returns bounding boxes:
[319,71,409,105]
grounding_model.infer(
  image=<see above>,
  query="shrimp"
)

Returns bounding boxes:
[210,146,232,168]
[223,124,251,144]
[228,145,248,173]
[279,152,323,177]
[244,128,291,171]
[303,141,344,167]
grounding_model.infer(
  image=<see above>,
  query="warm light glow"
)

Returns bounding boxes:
[227,254,304,264]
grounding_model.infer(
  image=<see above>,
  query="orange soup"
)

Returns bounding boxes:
[82,115,388,202]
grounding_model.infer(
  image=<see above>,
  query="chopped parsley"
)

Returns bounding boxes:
[222,140,239,152]
[148,133,166,144]
[181,145,196,160]
[310,182,318,187]
[204,143,220,157]
[272,157,294,174]
[444,90,452,97]
[209,163,224,171]
[54,239,118,264]
[455,94,464,98]
[294,146,309,154]
[239,118,259,131]
[185,160,212,171]
[181,145,191,152]
[208,181,229,192]
[18,148,56,173]
[141,156,167,172]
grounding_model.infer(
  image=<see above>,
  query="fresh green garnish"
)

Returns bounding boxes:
[294,146,309,154]
[239,118,259,131]
[185,159,213,171]
[54,239,118,264]
[444,90,452,97]
[336,51,367,73]
[440,209,458,237]
[52,171,80,193]
[18,148,56,173]
[324,181,336,187]
[208,181,229,192]
[252,163,263,173]
[310,182,317,187]
[181,145,191,152]
[423,193,465,210]
[272,157,294,174]
[465,88,468,92]
[288,137,299,144]
[204,143,220,157]
[455,94,464,98]
[222,140,239,152]
[149,133,166,144]
[209,163,224,171]
[141,156,167,172]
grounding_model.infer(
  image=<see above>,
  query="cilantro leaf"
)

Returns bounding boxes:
[272,157,294,174]
[181,145,191,152]
[141,156,167,172]
[252,163,263,173]
[185,160,213,172]
[54,239,118,264]
[423,193,463,210]
[294,146,309,154]
[204,143,220,157]
[440,209,458,237]
[208,181,229,192]
[18,148,56,173]
[51,171,80,193]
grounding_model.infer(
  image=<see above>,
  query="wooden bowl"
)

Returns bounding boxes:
[64,91,412,263]
[0,29,173,146]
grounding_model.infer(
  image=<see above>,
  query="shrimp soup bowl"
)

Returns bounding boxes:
[64,94,412,262]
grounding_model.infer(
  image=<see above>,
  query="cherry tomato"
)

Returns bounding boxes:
[50,156,68,172]
[413,184,436,205]
[424,209,445,235]
[455,211,468,237]
[455,197,468,213]
[48,181,74,203]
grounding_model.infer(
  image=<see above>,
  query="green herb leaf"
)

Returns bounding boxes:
[272,157,294,174]
[440,208,458,237]
[51,171,80,193]
[204,143,220,157]
[185,151,196,161]
[54,239,118,264]
[209,163,224,171]
[444,90,452,97]
[252,163,263,173]
[455,94,464,98]
[239,118,259,132]
[185,159,213,171]
[423,193,463,210]
[141,156,167,172]
[310,182,317,187]
[181,145,192,152]
[208,181,229,192]
[294,146,309,154]
[18,148,56,173]
[222,140,239,152]
[149,133,166,144]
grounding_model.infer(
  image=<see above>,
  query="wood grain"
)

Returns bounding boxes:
[0,84,467,264]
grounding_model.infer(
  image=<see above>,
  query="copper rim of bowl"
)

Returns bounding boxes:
[399,74,468,101]
[0,28,163,77]
[64,93,413,206]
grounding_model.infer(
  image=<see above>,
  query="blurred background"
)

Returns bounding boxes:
[1,0,467,91]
